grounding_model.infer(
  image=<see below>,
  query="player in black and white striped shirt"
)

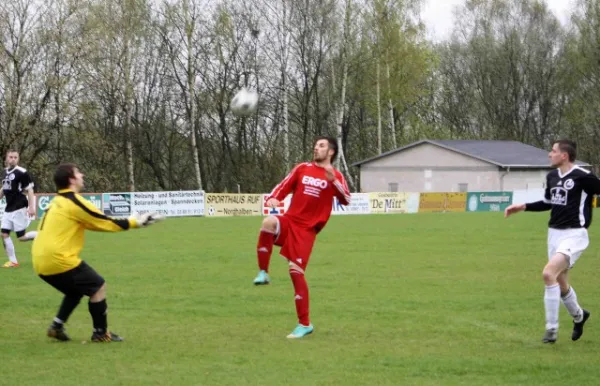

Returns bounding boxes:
[505,139,600,344]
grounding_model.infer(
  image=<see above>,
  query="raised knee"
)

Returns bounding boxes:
[261,216,277,232]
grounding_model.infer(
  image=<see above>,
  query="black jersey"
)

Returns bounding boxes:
[526,166,600,229]
[1,166,34,212]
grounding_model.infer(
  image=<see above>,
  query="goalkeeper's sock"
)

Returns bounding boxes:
[257,229,275,272]
[89,299,108,334]
[57,295,82,323]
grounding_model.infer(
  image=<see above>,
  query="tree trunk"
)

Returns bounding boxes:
[336,0,355,191]
[185,0,203,190]
[376,60,382,154]
[281,0,290,172]
[124,41,135,192]
[386,60,396,148]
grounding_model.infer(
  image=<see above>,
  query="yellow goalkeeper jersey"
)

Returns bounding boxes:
[32,189,139,276]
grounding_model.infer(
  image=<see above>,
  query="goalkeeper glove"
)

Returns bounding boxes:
[131,212,165,227]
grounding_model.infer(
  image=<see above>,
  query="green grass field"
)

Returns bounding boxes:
[1,212,600,385]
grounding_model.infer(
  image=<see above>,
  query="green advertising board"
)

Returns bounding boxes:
[36,194,55,218]
[83,194,103,212]
[466,192,513,212]
[36,193,103,219]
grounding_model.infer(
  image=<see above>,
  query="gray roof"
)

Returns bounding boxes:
[351,139,591,168]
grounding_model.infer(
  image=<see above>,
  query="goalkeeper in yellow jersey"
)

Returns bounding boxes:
[32,163,164,343]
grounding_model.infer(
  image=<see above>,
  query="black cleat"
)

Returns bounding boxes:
[572,309,590,341]
[91,331,124,342]
[542,329,557,344]
[47,326,70,342]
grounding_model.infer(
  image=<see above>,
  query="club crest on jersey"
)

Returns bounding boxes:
[8,173,15,181]
[1,176,11,190]
[302,176,327,189]
[564,179,575,190]
[550,187,567,206]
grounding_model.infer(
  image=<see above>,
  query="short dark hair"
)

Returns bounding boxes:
[54,163,78,190]
[5,149,18,155]
[315,136,338,162]
[554,139,577,162]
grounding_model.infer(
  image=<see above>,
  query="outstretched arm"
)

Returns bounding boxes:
[70,195,163,231]
[524,200,552,212]
[505,200,551,217]
[505,178,551,217]
[69,193,138,231]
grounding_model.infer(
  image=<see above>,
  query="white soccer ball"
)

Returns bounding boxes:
[230,88,258,116]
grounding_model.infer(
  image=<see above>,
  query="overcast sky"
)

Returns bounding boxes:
[421,0,578,41]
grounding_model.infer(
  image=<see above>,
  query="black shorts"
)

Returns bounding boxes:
[39,261,105,297]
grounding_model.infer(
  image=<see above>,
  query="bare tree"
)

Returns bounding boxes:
[437,0,566,146]
[158,0,204,189]
[332,0,357,190]
[0,0,53,163]
[81,0,153,191]
[258,0,294,172]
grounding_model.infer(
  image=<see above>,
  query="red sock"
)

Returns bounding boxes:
[257,229,275,272]
[289,268,310,326]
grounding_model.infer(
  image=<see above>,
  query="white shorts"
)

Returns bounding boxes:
[547,228,589,268]
[1,207,31,234]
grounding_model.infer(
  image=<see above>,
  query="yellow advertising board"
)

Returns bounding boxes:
[369,192,420,214]
[419,192,467,213]
[205,193,262,217]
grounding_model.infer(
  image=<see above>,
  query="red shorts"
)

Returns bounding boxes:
[274,215,316,271]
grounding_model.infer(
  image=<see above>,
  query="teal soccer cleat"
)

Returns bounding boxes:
[286,324,314,339]
[253,270,270,285]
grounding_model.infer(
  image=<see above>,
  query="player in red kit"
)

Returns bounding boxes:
[253,136,351,339]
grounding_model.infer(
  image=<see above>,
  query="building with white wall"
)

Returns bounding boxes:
[352,140,590,193]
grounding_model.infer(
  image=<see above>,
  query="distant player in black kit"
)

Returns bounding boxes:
[0,150,37,268]
[505,139,600,343]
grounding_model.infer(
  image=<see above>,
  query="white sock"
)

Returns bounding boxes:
[561,287,583,322]
[20,231,37,241]
[544,284,560,330]
[3,237,17,264]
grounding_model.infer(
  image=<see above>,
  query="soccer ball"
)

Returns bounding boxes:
[230,88,258,116]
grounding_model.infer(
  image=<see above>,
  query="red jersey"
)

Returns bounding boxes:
[267,162,351,232]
